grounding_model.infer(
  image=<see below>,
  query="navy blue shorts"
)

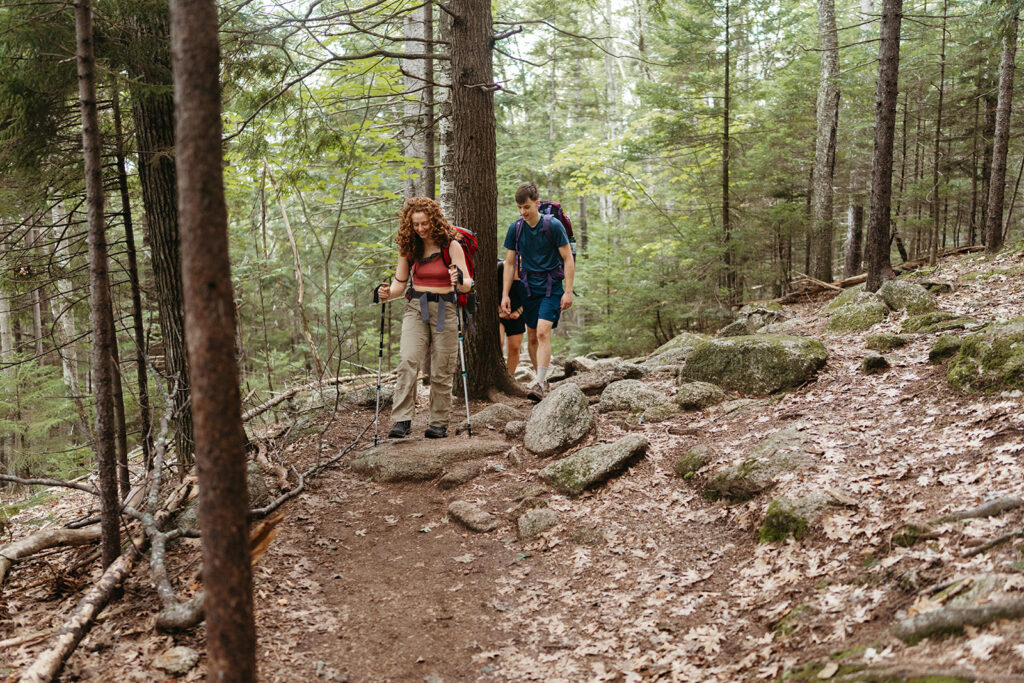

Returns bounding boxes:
[522,291,562,330]
[500,315,526,336]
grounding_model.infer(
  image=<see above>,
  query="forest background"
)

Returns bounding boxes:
[0,0,1020,484]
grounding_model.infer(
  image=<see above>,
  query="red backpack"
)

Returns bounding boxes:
[440,226,477,312]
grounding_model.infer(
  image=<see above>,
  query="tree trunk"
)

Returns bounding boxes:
[722,0,737,301]
[119,0,194,469]
[809,0,840,282]
[929,0,948,265]
[75,0,121,570]
[986,14,1018,253]
[980,91,997,243]
[112,80,154,469]
[969,78,980,245]
[865,0,902,292]
[843,200,864,279]
[403,5,430,198]
[169,0,256,678]
[447,0,515,397]
[29,226,44,357]
[437,7,455,215]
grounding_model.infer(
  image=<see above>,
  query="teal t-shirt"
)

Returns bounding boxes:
[503,215,569,295]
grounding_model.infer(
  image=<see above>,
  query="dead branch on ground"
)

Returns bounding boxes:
[935,496,1024,524]
[891,598,1024,643]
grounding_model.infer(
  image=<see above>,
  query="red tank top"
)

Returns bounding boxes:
[412,253,450,288]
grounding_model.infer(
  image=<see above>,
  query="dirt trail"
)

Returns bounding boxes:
[3,249,1024,682]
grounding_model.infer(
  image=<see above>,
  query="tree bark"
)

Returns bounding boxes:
[986,14,1018,253]
[118,0,194,468]
[980,91,997,243]
[843,201,864,279]
[170,0,256,677]
[929,0,948,265]
[810,0,840,282]
[111,80,154,470]
[75,0,121,571]
[447,0,516,397]
[865,0,902,292]
[403,5,430,199]
[722,0,736,301]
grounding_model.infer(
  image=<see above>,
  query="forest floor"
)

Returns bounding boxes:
[4,247,1024,682]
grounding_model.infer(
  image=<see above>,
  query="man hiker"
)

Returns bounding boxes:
[501,182,574,401]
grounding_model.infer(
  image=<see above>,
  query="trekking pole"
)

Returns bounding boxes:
[454,271,472,437]
[372,280,387,446]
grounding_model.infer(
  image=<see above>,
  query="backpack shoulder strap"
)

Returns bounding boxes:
[541,213,560,250]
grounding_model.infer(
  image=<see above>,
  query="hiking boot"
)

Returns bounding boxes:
[526,381,547,402]
[388,421,411,438]
[424,425,447,439]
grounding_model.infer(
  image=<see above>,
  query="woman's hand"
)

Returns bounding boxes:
[377,283,391,302]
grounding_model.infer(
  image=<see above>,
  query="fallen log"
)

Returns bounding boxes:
[0,527,102,586]
[241,374,388,422]
[19,542,142,683]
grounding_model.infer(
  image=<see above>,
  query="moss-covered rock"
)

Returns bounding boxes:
[704,428,814,502]
[680,335,827,395]
[539,434,649,497]
[928,334,962,364]
[758,494,830,543]
[825,293,889,333]
[861,353,890,374]
[674,444,713,479]
[902,311,977,334]
[674,381,726,410]
[878,279,937,314]
[822,284,867,314]
[641,402,683,423]
[758,318,807,335]
[947,317,1024,391]
[643,332,712,369]
[716,319,752,337]
[597,379,670,413]
[865,333,911,351]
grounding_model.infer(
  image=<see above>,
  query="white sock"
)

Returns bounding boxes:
[537,366,548,384]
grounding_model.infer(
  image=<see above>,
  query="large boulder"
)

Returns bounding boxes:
[554,362,645,395]
[674,381,726,410]
[349,439,509,482]
[456,403,525,435]
[719,304,788,337]
[597,380,669,413]
[524,383,595,456]
[878,279,937,314]
[822,284,867,313]
[540,434,649,497]
[642,332,712,370]
[947,317,1024,392]
[825,291,889,333]
[679,335,827,395]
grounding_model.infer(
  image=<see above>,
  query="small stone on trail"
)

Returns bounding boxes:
[518,508,559,539]
[540,434,649,497]
[152,646,200,676]
[861,353,890,374]
[438,461,484,489]
[447,500,501,532]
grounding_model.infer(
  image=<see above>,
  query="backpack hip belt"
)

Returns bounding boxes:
[405,288,457,332]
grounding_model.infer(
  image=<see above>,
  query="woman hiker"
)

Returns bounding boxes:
[377,197,472,439]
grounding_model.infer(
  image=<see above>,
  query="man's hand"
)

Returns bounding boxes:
[500,295,511,316]
[560,291,573,311]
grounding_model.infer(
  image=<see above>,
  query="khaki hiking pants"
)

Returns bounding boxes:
[391,298,460,428]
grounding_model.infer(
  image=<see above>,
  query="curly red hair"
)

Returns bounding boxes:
[396,197,457,261]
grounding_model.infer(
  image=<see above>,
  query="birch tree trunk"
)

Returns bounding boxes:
[865,0,902,292]
[437,5,455,215]
[403,6,429,199]
[809,0,840,282]
[169,0,256,677]
[75,0,121,569]
[986,14,1018,253]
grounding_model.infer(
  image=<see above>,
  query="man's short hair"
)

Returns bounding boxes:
[515,182,539,204]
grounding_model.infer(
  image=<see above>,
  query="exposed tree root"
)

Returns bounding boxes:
[891,598,1024,643]
[935,496,1024,524]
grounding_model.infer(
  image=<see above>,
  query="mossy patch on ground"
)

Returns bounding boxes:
[674,444,713,479]
[861,353,890,374]
[901,311,977,334]
[928,334,961,364]
[680,335,827,395]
